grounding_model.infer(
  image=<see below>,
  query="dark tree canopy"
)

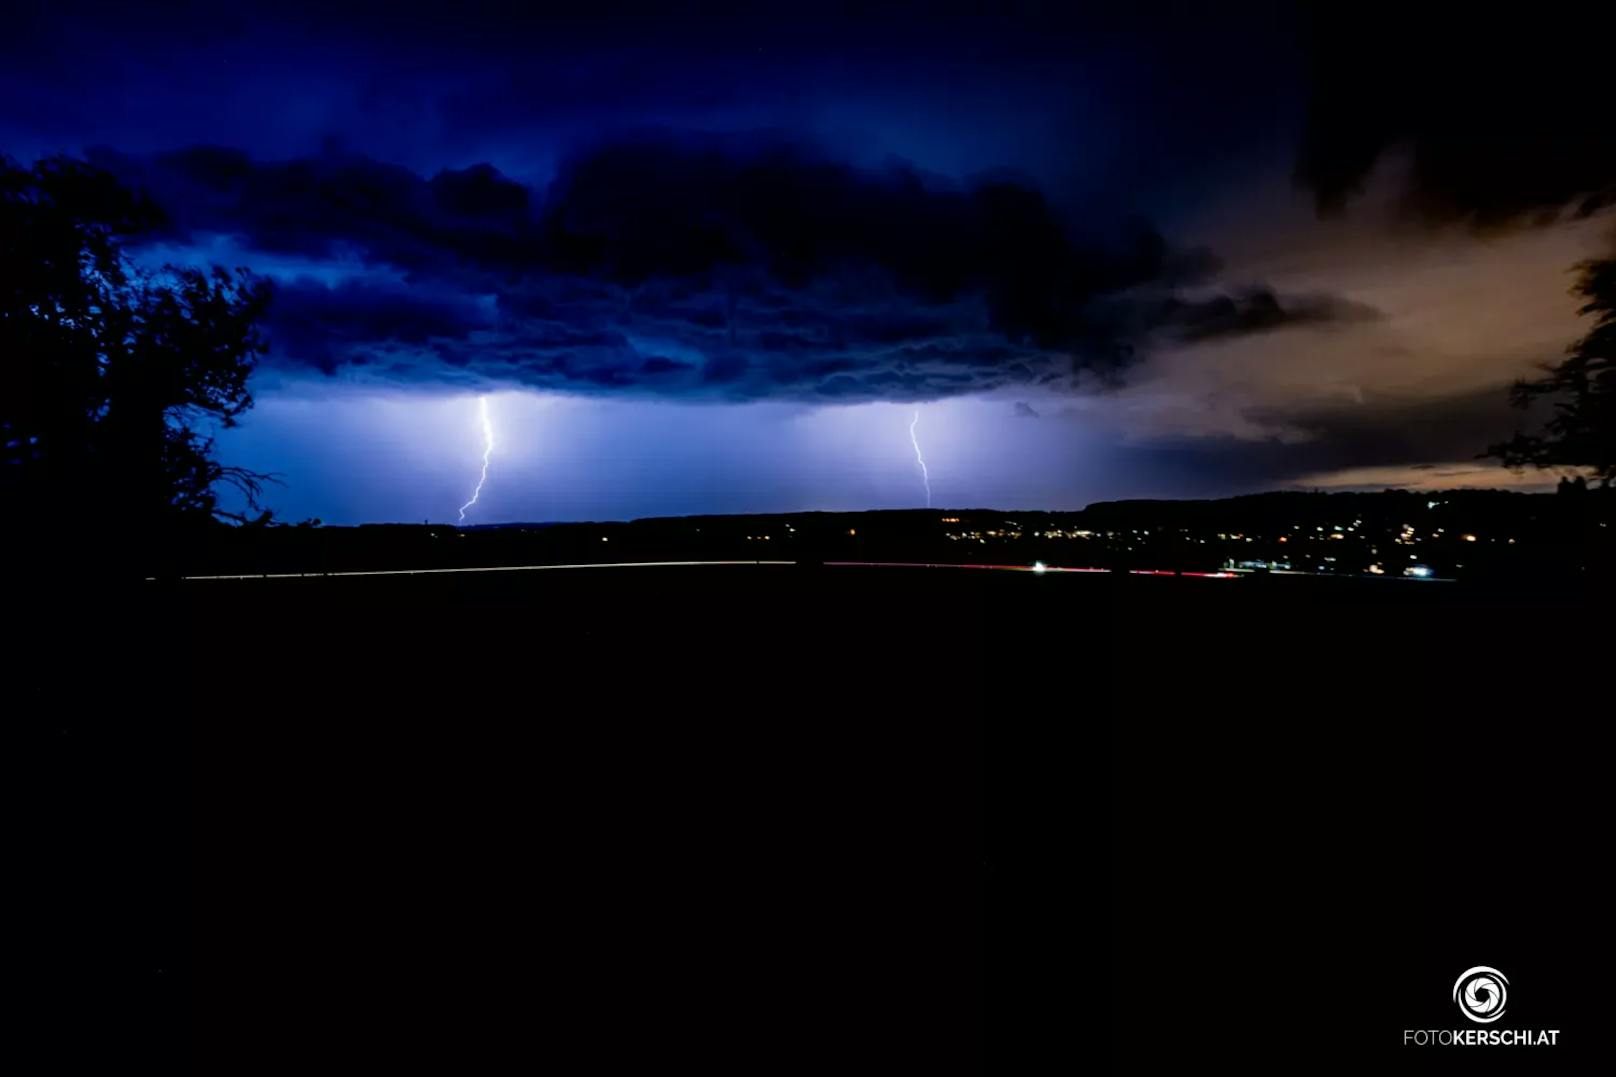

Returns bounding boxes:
[1,156,272,564]
[1489,258,1616,485]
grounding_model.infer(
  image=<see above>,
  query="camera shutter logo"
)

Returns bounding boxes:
[1452,966,1508,1023]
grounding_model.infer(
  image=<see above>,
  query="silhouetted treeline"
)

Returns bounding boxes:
[1488,257,1616,482]
[2,156,270,577]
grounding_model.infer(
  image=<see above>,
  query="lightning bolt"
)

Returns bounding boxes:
[457,395,494,525]
[909,408,932,508]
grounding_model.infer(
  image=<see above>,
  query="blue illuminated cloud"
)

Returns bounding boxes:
[88,133,1370,402]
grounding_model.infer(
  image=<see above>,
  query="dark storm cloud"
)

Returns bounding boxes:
[89,132,1370,401]
[262,279,493,374]
[1298,4,1616,225]
[1160,289,1380,343]
[1272,387,1528,471]
[1,3,1300,182]
[1140,386,1528,490]
[87,146,541,275]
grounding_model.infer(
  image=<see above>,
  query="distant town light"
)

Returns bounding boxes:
[1032,561,1047,574]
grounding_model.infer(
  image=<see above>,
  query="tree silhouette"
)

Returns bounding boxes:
[2,156,273,566]
[1488,258,1616,484]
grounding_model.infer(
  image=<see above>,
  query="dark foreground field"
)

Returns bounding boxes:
[16,566,1606,1071]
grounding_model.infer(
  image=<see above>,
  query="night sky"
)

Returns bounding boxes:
[8,3,1614,523]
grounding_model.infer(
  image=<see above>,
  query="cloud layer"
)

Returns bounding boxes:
[1298,5,1616,225]
[90,132,1371,402]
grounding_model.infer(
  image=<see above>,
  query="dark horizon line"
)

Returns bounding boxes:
[346,483,1571,531]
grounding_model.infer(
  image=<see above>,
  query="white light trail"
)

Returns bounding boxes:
[457,395,494,525]
[909,408,932,508]
[154,560,796,581]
